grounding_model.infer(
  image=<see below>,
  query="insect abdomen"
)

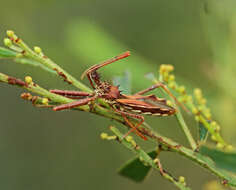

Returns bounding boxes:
[125,105,176,116]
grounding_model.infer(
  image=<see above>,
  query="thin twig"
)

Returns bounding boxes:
[175,109,198,150]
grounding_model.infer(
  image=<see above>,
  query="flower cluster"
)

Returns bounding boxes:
[159,64,233,150]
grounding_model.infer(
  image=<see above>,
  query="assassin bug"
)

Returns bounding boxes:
[50,51,180,140]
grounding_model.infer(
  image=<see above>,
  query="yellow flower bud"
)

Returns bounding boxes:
[195,115,200,122]
[126,135,133,142]
[192,107,198,115]
[177,86,185,94]
[216,143,224,149]
[25,76,33,84]
[3,38,12,47]
[211,135,217,141]
[169,74,175,81]
[160,65,166,74]
[100,133,108,140]
[42,98,49,105]
[166,100,173,107]
[16,53,23,58]
[215,125,220,132]
[6,30,14,37]
[205,112,212,120]
[166,64,174,72]
[34,46,42,54]
[168,81,176,89]
[201,98,207,105]
[226,145,234,152]
[194,88,202,98]
[179,176,185,183]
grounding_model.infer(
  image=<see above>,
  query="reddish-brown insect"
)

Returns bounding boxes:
[50,51,178,140]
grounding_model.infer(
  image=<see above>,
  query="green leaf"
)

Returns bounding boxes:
[118,150,157,182]
[198,121,208,144]
[0,47,17,58]
[200,146,236,173]
[113,71,131,94]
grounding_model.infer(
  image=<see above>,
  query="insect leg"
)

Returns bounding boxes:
[123,115,145,139]
[113,108,147,140]
[50,89,93,99]
[81,51,130,80]
[53,96,96,111]
[50,89,92,96]
[134,84,163,95]
[135,83,189,113]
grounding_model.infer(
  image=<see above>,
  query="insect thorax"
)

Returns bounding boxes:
[94,81,121,100]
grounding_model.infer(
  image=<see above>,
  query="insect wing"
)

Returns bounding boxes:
[116,98,175,115]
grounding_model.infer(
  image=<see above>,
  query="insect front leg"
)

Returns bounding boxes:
[53,96,96,111]
[134,83,163,95]
[135,83,188,113]
[80,51,131,88]
[50,89,93,99]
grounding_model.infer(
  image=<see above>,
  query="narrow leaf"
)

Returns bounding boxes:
[0,47,17,58]
[118,150,157,182]
[200,146,236,173]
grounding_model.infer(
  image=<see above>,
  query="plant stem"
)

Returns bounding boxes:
[142,128,236,187]
[1,71,236,187]
[110,126,191,190]
[175,110,198,150]
[16,38,92,92]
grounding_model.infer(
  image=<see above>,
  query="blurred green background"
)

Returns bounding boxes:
[1,0,236,189]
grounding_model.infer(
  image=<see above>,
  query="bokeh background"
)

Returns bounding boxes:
[1,0,236,189]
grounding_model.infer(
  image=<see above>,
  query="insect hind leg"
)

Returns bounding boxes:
[113,108,147,140]
[123,115,145,139]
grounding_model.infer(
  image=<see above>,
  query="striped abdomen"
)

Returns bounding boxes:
[116,98,176,116]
